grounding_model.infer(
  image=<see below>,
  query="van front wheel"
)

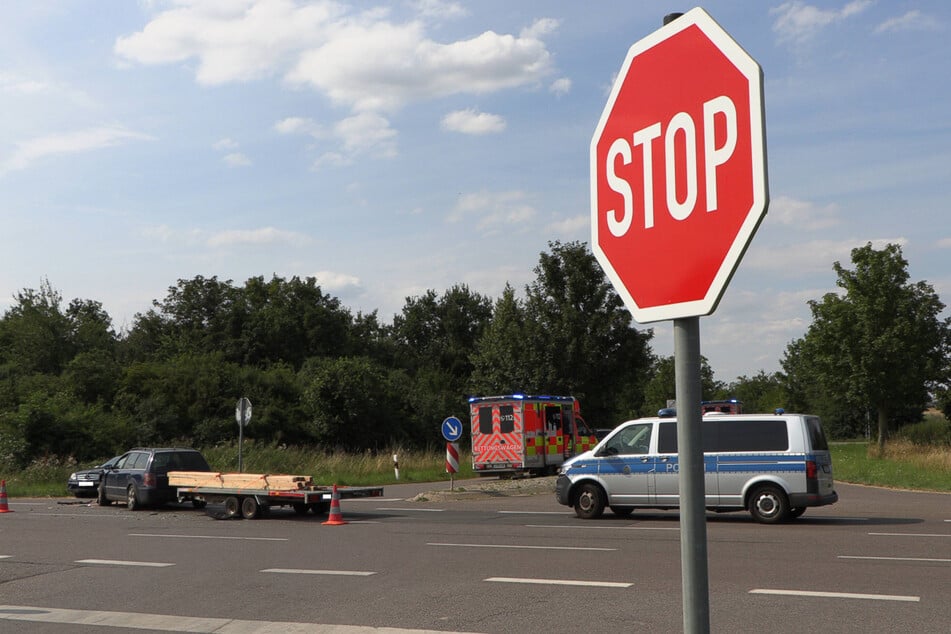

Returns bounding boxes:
[573,483,605,520]
[749,485,789,524]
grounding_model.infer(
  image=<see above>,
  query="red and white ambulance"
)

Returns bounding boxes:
[469,394,597,476]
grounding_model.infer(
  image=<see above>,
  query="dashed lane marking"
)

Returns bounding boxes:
[75,559,173,568]
[428,542,616,551]
[838,555,951,563]
[261,568,376,576]
[750,588,919,602]
[130,533,287,541]
[485,577,632,588]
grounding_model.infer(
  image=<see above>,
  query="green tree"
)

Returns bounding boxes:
[726,371,787,414]
[469,284,534,394]
[782,243,950,449]
[640,355,721,416]
[520,241,654,425]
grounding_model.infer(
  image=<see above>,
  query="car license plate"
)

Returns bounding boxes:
[79,482,94,487]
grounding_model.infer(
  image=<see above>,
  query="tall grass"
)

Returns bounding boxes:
[831,440,951,492]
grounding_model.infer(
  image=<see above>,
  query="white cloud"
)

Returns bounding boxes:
[276,113,397,166]
[441,108,506,135]
[771,1,872,45]
[207,226,311,248]
[549,77,571,96]
[449,190,537,233]
[116,2,557,114]
[769,195,840,230]
[1,126,154,173]
[223,152,251,167]
[546,214,588,237]
[411,0,467,21]
[874,10,941,34]
[936,238,951,249]
[313,270,362,294]
[745,237,908,275]
[213,137,239,150]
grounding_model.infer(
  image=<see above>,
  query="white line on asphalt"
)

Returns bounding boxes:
[525,524,679,531]
[349,497,403,502]
[376,507,445,512]
[497,510,567,515]
[485,577,632,588]
[429,542,617,552]
[869,532,951,538]
[750,588,919,602]
[130,533,288,541]
[838,555,951,563]
[261,568,376,576]
[0,605,481,633]
[0,556,10,559]
[75,559,174,568]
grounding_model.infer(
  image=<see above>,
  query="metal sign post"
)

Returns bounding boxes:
[235,397,252,473]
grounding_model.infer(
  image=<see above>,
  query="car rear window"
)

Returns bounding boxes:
[805,417,829,451]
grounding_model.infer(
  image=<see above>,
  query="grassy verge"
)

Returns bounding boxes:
[831,440,951,492]
[4,439,948,497]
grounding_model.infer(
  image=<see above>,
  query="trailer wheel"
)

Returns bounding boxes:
[241,496,260,519]
[224,496,241,519]
[311,502,330,515]
[292,503,308,515]
[573,483,605,519]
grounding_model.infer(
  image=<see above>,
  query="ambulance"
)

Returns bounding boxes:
[469,394,598,477]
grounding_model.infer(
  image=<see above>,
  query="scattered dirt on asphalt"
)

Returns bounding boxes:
[410,476,557,502]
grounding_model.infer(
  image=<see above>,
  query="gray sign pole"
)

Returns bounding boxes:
[674,316,710,632]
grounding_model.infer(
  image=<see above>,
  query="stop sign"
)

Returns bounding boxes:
[591,8,768,323]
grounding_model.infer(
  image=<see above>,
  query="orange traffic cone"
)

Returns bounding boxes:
[322,484,347,525]
[0,480,13,513]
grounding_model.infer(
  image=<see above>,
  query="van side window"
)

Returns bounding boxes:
[658,422,677,453]
[715,420,788,452]
[478,407,493,435]
[604,423,652,455]
[805,417,829,450]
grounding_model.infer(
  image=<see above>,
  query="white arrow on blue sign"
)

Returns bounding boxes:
[441,416,463,442]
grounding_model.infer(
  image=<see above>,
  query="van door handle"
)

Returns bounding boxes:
[659,457,669,462]
[640,457,649,463]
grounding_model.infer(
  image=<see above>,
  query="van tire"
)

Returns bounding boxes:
[611,506,635,517]
[749,485,789,524]
[574,483,606,519]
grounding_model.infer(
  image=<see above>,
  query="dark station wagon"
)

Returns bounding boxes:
[97,448,211,510]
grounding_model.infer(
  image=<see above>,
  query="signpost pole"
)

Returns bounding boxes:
[674,316,710,633]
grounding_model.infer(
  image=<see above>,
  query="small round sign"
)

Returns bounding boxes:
[235,397,252,427]
[441,416,463,442]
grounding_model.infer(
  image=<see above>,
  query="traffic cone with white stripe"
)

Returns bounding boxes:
[322,484,347,525]
[0,480,13,513]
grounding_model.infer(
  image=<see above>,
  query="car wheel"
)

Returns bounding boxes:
[240,496,259,520]
[789,506,806,519]
[97,483,111,506]
[749,485,789,524]
[126,485,140,511]
[573,483,606,520]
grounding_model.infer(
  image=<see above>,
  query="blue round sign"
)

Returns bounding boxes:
[441,416,463,442]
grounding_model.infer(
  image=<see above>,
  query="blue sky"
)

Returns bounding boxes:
[2,1,949,383]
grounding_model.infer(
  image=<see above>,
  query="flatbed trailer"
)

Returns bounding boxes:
[169,471,384,520]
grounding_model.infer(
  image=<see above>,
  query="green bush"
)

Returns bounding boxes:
[898,415,951,446]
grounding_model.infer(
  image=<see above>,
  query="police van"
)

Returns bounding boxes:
[555,412,838,524]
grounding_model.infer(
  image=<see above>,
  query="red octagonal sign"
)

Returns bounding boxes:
[591,8,768,323]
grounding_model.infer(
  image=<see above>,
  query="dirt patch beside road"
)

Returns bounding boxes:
[410,476,557,502]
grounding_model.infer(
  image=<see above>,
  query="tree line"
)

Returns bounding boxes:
[0,241,947,469]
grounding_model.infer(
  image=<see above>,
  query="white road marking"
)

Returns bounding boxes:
[75,559,173,568]
[525,524,679,532]
[838,555,951,563]
[0,605,479,632]
[0,555,10,559]
[261,568,376,576]
[750,589,919,602]
[349,497,403,502]
[428,542,616,552]
[376,507,445,512]
[130,533,287,541]
[869,532,951,538]
[497,510,567,515]
[485,577,632,588]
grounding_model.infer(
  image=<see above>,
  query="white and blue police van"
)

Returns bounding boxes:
[555,412,838,523]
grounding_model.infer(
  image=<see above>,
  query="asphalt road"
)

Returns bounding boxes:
[1,480,949,633]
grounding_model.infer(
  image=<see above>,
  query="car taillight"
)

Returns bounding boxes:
[806,460,817,480]
[144,473,156,487]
